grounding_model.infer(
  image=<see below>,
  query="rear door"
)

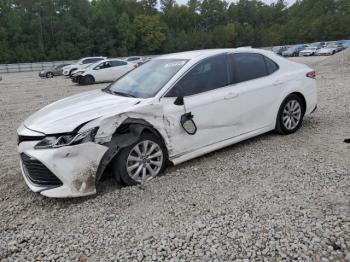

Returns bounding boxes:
[227,52,282,132]
[110,61,132,81]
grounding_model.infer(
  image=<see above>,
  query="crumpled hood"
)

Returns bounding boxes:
[24,89,140,134]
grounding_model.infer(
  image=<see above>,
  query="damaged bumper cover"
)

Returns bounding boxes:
[17,123,110,198]
[18,140,108,198]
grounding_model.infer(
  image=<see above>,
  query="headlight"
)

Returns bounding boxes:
[34,128,98,149]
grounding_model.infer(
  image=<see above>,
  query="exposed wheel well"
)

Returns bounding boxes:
[115,121,168,155]
[98,120,170,182]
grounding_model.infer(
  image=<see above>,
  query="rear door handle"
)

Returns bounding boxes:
[224,92,239,99]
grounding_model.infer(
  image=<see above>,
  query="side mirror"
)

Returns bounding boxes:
[174,96,184,106]
[181,112,197,135]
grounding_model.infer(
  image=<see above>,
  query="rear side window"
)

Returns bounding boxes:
[111,61,127,67]
[166,54,229,97]
[230,53,268,84]
[264,56,279,74]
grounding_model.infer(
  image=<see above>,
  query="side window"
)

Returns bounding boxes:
[82,59,92,64]
[264,56,279,74]
[166,54,229,97]
[92,58,104,63]
[127,57,140,61]
[230,53,268,84]
[111,61,127,67]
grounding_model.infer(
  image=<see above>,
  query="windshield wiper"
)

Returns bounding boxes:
[110,90,136,98]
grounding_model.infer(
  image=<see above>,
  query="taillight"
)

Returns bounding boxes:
[306,70,316,79]
[133,64,138,68]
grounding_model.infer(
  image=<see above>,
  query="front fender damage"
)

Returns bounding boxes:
[53,101,181,196]
[83,103,175,184]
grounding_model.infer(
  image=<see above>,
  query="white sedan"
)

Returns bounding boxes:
[62,57,106,76]
[315,46,337,56]
[71,59,137,85]
[299,47,319,56]
[17,48,317,198]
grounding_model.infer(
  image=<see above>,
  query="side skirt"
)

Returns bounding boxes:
[170,126,273,165]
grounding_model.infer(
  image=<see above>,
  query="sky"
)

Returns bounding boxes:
[176,0,297,6]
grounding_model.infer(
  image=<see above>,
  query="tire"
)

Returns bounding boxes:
[46,72,54,78]
[81,75,95,85]
[275,94,305,135]
[112,132,167,186]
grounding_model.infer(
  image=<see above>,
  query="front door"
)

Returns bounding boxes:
[160,54,245,156]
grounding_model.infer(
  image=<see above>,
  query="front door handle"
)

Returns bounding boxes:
[224,92,239,99]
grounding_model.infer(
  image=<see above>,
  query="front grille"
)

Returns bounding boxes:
[17,135,44,145]
[20,153,62,186]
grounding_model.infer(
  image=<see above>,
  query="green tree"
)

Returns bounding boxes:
[134,15,166,53]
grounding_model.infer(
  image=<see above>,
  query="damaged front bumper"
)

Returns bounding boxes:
[18,138,108,198]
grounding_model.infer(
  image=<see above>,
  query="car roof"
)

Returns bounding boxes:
[155,48,268,60]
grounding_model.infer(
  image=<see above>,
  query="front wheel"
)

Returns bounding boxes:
[80,75,95,85]
[112,133,167,186]
[275,94,305,135]
[46,72,54,78]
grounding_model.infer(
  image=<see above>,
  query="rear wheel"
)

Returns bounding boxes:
[276,94,305,135]
[112,132,167,186]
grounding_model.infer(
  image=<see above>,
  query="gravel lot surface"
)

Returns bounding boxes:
[0,52,349,261]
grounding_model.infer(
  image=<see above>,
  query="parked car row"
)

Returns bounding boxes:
[38,56,149,85]
[273,40,348,57]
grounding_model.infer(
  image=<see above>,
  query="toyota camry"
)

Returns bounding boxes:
[17,48,317,198]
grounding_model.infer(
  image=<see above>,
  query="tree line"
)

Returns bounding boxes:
[0,0,349,63]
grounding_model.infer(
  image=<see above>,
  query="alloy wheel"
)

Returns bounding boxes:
[126,140,163,182]
[282,99,302,130]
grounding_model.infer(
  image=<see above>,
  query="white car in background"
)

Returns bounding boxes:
[315,46,337,56]
[299,46,319,56]
[71,59,137,85]
[17,48,317,198]
[124,56,144,65]
[62,57,106,76]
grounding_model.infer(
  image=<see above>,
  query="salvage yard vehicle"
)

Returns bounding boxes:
[282,45,307,57]
[39,64,70,78]
[17,48,318,198]
[62,57,106,76]
[299,46,319,56]
[124,56,144,65]
[315,44,338,56]
[71,59,137,85]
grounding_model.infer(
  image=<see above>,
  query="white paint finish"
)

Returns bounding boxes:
[23,89,140,134]
[82,59,135,83]
[18,48,318,197]
[62,56,106,76]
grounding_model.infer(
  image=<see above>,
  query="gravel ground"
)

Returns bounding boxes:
[0,52,349,261]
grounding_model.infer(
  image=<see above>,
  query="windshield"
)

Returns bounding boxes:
[106,59,188,98]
